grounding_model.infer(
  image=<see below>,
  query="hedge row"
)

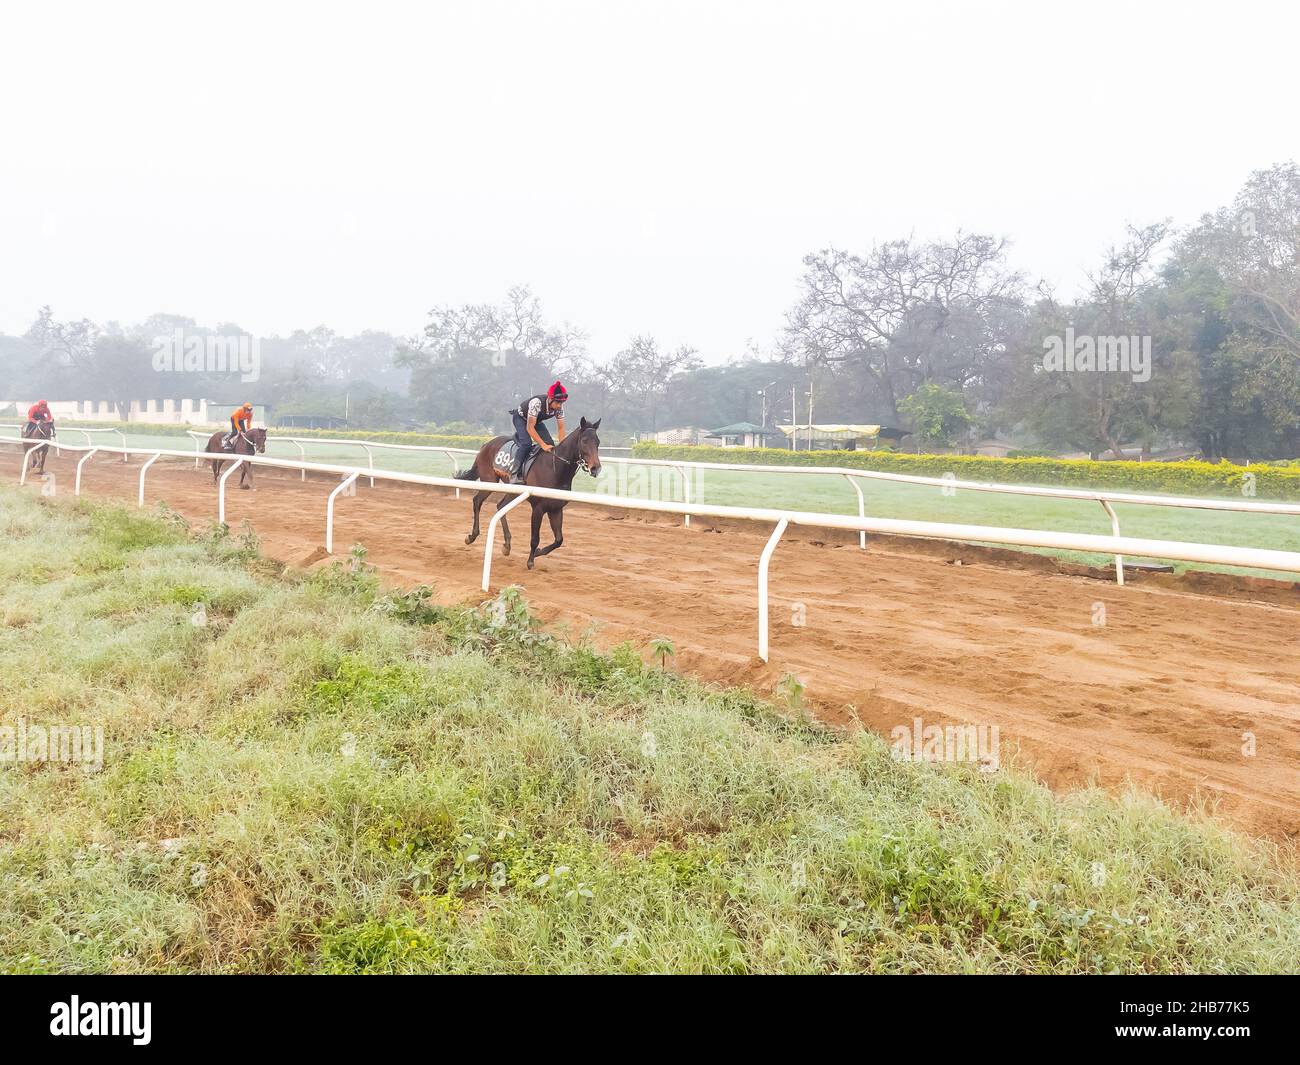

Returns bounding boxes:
[630,443,1300,501]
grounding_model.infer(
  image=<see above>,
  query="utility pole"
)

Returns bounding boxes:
[791,385,797,451]
[805,380,815,451]
[757,381,776,429]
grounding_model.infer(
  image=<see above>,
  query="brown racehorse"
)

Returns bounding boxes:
[205,427,267,489]
[457,417,602,569]
[21,421,55,476]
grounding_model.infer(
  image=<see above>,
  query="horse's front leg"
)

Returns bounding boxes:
[533,507,564,560]
[526,503,545,569]
[497,493,513,555]
[212,458,222,484]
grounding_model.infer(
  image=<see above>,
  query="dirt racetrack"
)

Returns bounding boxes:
[15,448,1300,840]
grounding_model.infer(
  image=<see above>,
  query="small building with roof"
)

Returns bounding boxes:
[710,421,785,448]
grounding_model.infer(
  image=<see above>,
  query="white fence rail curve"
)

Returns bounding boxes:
[8,438,1300,664]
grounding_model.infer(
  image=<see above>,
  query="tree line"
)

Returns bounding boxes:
[3,163,1297,459]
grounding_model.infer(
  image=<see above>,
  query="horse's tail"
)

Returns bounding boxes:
[454,466,480,482]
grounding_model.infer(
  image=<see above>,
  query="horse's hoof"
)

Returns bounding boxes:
[502,544,511,556]
[527,558,535,570]
[465,534,475,545]
[240,484,250,490]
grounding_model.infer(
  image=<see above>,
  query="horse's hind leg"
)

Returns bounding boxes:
[465,490,489,544]
[212,459,222,484]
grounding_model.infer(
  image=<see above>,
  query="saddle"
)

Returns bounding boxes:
[493,440,539,478]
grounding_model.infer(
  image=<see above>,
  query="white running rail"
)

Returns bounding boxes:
[8,439,1300,663]
[19,427,1300,583]
[196,433,1300,564]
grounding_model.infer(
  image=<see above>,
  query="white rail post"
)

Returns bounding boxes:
[1100,500,1124,586]
[137,452,161,506]
[294,441,306,481]
[440,449,461,498]
[218,459,245,525]
[75,448,99,495]
[757,517,790,663]
[363,445,375,488]
[675,464,691,527]
[19,441,49,486]
[844,474,866,549]
[326,472,360,554]
[193,432,203,469]
[481,491,531,592]
[114,428,128,460]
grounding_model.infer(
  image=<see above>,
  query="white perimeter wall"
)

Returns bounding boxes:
[0,398,220,425]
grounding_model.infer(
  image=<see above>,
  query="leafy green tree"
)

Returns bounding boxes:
[897,382,972,447]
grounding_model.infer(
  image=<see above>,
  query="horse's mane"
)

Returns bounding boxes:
[554,425,587,459]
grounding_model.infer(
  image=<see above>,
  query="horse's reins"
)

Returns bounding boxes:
[546,439,591,473]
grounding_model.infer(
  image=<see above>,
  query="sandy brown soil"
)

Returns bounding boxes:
[14,449,1300,840]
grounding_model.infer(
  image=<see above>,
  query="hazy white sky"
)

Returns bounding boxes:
[2,0,1296,363]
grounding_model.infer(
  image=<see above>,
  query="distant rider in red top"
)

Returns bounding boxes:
[25,400,54,438]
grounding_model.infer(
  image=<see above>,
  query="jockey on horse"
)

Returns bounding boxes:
[221,402,256,451]
[506,381,568,483]
[22,400,55,474]
[23,399,55,438]
[206,402,266,489]
[458,379,602,570]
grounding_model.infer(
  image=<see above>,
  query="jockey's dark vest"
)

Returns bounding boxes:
[511,394,561,424]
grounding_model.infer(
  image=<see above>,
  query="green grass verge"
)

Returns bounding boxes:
[0,488,1296,973]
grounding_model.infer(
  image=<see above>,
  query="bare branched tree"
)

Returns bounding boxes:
[783,232,1024,421]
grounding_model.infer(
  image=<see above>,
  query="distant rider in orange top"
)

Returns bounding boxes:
[223,403,254,450]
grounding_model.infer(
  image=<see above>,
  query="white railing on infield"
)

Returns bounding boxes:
[0,422,129,458]
[187,431,1300,581]
[18,425,1300,584]
[8,438,1300,663]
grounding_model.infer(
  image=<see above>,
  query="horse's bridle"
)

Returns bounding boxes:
[547,430,597,473]
[549,448,592,473]
[235,429,264,452]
